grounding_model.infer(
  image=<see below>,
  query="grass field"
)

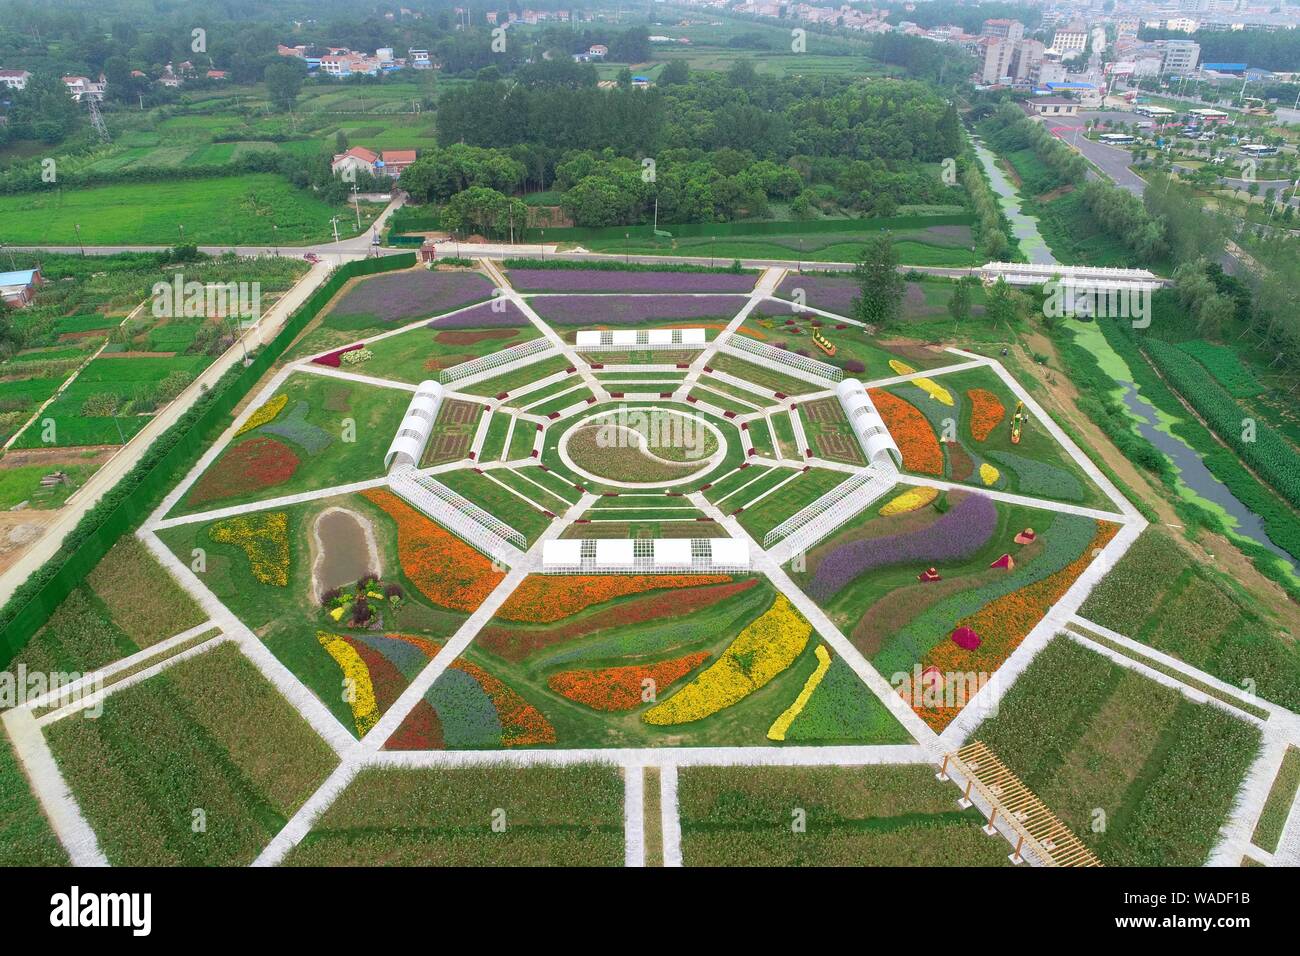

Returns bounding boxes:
[573,227,978,267]
[0,175,378,246]
[972,636,1260,866]
[174,372,409,515]
[283,764,625,866]
[44,642,338,866]
[677,764,1011,866]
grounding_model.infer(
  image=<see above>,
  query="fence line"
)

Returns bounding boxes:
[723,335,843,383]
[438,338,556,385]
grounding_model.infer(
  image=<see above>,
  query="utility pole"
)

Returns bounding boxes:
[331,217,341,243]
[352,181,361,230]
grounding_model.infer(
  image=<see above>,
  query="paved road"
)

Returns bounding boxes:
[1049,124,1149,196]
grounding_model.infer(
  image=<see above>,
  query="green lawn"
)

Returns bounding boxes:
[736,468,849,541]
[365,324,542,386]
[0,175,376,246]
[174,372,409,515]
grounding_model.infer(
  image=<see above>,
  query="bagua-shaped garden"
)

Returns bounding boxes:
[11,260,1275,869]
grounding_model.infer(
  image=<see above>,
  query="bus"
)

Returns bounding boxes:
[1239,143,1279,157]
[1098,133,1136,145]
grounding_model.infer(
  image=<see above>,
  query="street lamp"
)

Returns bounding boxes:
[540,229,545,261]
[272,224,278,257]
[625,232,630,264]
[178,224,185,244]
[74,224,84,256]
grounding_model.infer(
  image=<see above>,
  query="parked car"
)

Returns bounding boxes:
[303,252,321,263]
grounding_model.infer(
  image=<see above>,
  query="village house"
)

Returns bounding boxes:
[0,268,41,308]
[0,69,30,91]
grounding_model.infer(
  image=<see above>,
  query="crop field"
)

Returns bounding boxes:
[678,764,1012,866]
[573,225,978,267]
[283,765,625,866]
[44,642,338,866]
[971,637,1260,866]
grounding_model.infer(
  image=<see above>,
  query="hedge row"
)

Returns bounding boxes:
[517,211,974,243]
[0,252,416,667]
[499,258,753,275]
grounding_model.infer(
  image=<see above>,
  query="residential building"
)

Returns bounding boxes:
[1161,39,1201,75]
[0,268,41,308]
[331,146,381,178]
[981,18,1025,41]
[62,75,105,101]
[378,149,417,177]
[409,49,431,69]
[0,69,30,91]
[1051,22,1089,54]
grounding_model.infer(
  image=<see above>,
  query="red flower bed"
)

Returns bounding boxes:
[477,579,759,662]
[187,436,299,506]
[548,652,710,711]
[313,344,363,368]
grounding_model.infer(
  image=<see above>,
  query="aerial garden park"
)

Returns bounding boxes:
[0,257,1293,871]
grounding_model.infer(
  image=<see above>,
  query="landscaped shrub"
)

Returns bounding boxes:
[496,574,731,624]
[966,387,1006,441]
[186,435,300,507]
[986,450,1084,502]
[1176,340,1264,398]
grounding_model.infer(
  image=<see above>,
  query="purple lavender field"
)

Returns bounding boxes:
[531,295,747,326]
[429,300,530,329]
[329,269,496,323]
[808,493,999,600]
[775,275,860,317]
[509,269,757,293]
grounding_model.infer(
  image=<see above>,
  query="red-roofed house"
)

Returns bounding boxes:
[0,69,30,91]
[379,149,417,177]
[331,146,380,178]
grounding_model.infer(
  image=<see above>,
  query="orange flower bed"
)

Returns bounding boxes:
[966,388,1006,442]
[496,574,732,624]
[362,488,504,613]
[868,388,943,476]
[547,652,710,711]
[915,521,1120,731]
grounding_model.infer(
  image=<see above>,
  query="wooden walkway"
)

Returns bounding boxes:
[942,741,1103,867]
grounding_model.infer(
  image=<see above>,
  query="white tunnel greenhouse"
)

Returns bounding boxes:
[835,378,902,470]
[384,380,444,471]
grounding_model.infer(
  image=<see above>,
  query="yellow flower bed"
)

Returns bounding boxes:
[914,377,954,406]
[209,512,290,586]
[879,486,939,516]
[317,631,378,736]
[235,393,288,436]
[767,644,831,741]
[643,594,812,726]
[980,463,1000,486]
[887,359,954,406]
